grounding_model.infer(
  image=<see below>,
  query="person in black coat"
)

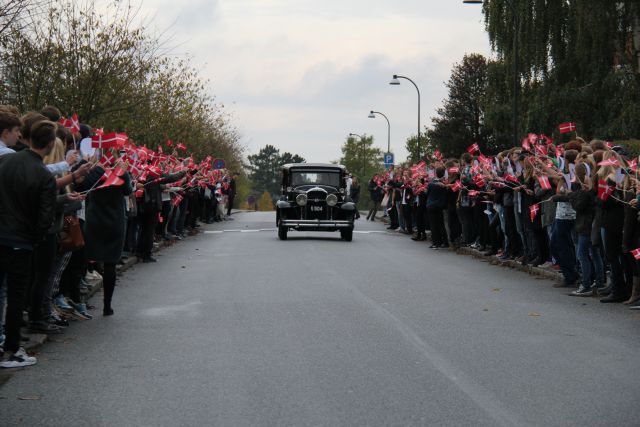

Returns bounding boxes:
[75,163,132,315]
[366,175,382,221]
[137,169,187,262]
[0,121,57,366]
[426,166,449,249]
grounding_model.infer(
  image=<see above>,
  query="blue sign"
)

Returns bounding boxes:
[383,152,394,169]
[213,158,226,170]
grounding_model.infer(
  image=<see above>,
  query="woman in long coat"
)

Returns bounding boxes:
[75,163,132,315]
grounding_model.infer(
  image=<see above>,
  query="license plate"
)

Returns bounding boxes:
[310,206,323,212]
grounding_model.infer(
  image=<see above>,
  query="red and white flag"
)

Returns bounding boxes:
[172,194,183,207]
[559,122,576,134]
[97,170,124,189]
[598,158,619,167]
[433,150,443,161]
[98,152,116,167]
[598,179,614,201]
[468,190,480,197]
[504,174,519,185]
[530,204,540,222]
[176,142,187,151]
[467,143,480,154]
[448,167,459,174]
[632,248,640,261]
[450,181,462,192]
[535,144,548,157]
[91,132,128,149]
[629,159,638,172]
[538,175,552,190]
[70,113,80,134]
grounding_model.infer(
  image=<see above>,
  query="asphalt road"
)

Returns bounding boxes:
[1,211,639,427]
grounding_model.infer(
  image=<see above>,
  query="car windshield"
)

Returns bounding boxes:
[291,170,341,188]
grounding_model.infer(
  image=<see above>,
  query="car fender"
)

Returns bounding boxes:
[276,200,292,209]
[341,202,356,211]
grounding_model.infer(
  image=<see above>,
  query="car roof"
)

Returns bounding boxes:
[282,163,346,171]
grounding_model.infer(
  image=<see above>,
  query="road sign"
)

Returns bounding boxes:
[383,152,394,169]
[213,158,226,170]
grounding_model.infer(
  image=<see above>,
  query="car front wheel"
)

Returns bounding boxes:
[341,229,353,242]
[278,225,288,240]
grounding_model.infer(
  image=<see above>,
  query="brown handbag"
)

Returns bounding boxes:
[59,215,85,251]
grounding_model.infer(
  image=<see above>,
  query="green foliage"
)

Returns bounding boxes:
[246,145,305,198]
[478,0,640,150]
[427,54,493,156]
[338,134,383,181]
[257,191,274,211]
[0,0,243,168]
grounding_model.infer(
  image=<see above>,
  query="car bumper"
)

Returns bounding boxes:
[281,219,353,229]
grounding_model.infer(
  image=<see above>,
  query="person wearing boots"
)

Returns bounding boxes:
[74,158,133,316]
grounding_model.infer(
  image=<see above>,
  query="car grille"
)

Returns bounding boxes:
[305,191,327,220]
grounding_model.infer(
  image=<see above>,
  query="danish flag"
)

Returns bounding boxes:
[98,152,116,167]
[629,159,638,172]
[535,144,548,157]
[504,174,519,185]
[176,142,187,151]
[448,167,459,174]
[450,181,462,192]
[559,122,576,134]
[530,204,540,222]
[538,175,552,190]
[467,143,480,154]
[91,132,128,149]
[172,194,183,207]
[598,158,619,167]
[632,248,640,261]
[521,137,531,151]
[433,150,443,161]
[97,169,124,189]
[598,180,614,201]
[468,190,480,197]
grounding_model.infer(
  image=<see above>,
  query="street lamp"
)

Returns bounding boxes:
[463,0,520,147]
[389,74,421,159]
[368,110,391,154]
[349,133,366,178]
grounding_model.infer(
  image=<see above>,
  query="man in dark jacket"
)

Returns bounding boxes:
[0,120,57,368]
[137,169,187,262]
[226,174,237,217]
[426,166,449,249]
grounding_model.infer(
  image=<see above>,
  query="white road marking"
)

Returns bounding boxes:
[204,231,223,234]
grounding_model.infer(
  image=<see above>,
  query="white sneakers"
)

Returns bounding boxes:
[0,347,37,368]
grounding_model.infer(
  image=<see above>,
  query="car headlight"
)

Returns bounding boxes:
[339,188,345,194]
[326,194,338,207]
[296,194,308,206]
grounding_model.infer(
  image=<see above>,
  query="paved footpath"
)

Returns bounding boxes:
[1,211,639,427]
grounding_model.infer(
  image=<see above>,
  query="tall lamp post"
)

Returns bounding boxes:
[368,110,391,155]
[463,0,520,146]
[389,74,421,159]
[348,133,366,179]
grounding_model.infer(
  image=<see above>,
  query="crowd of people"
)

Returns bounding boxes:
[363,134,640,310]
[0,105,236,369]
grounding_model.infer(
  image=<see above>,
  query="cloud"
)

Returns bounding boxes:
[129,0,492,163]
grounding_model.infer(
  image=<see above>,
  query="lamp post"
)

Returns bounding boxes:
[349,133,366,179]
[389,74,421,159]
[368,110,390,154]
[463,0,520,146]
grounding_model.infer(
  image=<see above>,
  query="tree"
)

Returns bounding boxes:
[338,134,383,181]
[246,145,305,198]
[427,54,492,156]
[480,1,640,144]
[404,133,438,163]
[257,191,274,211]
[0,0,243,170]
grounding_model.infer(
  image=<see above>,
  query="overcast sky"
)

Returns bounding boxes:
[138,0,492,163]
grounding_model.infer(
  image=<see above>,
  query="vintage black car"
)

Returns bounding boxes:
[276,163,356,241]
